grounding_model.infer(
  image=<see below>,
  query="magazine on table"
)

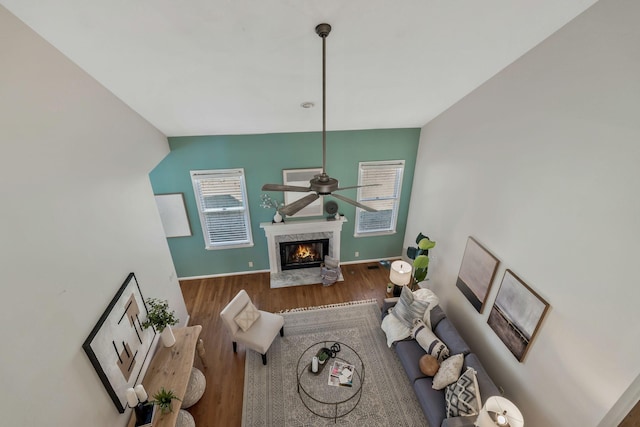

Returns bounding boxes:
[328,360,354,387]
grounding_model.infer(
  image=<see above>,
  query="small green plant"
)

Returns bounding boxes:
[316,348,331,364]
[149,387,181,414]
[141,298,179,332]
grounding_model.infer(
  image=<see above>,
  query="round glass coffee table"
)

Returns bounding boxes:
[296,341,365,422]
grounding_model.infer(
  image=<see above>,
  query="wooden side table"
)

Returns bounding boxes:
[127,325,205,427]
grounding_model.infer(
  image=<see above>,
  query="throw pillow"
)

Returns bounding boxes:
[412,288,440,328]
[391,286,430,328]
[234,301,261,332]
[445,367,482,417]
[419,354,439,376]
[432,353,464,390]
[411,319,450,363]
[324,255,340,269]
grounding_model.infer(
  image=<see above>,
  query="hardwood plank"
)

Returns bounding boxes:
[179,262,392,427]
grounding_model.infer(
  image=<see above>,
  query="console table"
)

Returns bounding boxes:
[127,325,206,427]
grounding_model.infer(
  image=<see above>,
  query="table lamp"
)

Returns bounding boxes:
[475,396,524,427]
[389,260,412,297]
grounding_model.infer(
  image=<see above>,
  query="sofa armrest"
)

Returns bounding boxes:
[382,297,399,318]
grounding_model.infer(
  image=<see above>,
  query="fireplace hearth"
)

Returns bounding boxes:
[280,239,329,271]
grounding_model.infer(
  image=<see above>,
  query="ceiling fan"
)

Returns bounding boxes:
[261,23,378,217]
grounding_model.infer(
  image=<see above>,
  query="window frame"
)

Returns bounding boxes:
[190,168,254,250]
[354,160,405,237]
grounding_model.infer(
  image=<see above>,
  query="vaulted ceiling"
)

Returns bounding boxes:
[2,0,598,136]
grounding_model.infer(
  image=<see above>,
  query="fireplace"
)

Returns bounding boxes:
[280,238,329,271]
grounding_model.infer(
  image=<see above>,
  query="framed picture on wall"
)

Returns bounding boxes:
[154,193,192,238]
[282,168,323,217]
[456,236,500,313]
[488,269,550,362]
[82,273,156,413]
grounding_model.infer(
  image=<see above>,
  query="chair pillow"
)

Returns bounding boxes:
[411,319,450,363]
[432,353,464,390]
[234,301,261,332]
[391,286,430,328]
[445,367,482,417]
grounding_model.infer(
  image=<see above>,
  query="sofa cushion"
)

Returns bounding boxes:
[411,319,449,363]
[434,319,471,356]
[432,353,464,390]
[463,353,501,400]
[430,305,446,329]
[395,340,429,383]
[445,367,481,417]
[413,377,447,427]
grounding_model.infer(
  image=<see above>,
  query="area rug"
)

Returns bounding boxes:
[242,300,428,426]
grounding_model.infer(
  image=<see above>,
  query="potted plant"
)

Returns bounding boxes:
[406,233,436,290]
[149,387,181,415]
[316,348,331,364]
[142,298,179,347]
[260,193,284,223]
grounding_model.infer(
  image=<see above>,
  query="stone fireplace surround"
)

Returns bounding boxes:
[260,218,345,288]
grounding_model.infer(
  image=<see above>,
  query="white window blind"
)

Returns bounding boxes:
[190,169,253,250]
[355,160,404,236]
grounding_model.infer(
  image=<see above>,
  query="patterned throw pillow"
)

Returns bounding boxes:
[411,319,450,362]
[391,286,430,328]
[432,353,464,390]
[445,367,482,417]
[234,301,261,332]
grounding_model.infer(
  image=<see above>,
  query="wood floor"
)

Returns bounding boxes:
[179,262,391,427]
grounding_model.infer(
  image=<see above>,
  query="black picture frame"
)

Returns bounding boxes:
[82,273,156,413]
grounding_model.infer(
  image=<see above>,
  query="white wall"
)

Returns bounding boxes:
[0,7,188,426]
[405,0,640,425]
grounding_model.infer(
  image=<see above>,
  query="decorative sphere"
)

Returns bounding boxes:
[419,354,439,376]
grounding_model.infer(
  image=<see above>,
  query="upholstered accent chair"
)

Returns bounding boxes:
[219,290,284,365]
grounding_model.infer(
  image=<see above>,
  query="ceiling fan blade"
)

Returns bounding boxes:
[330,193,378,212]
[335,183,381,191]
[262,184,311,192]
[279,193,320,216]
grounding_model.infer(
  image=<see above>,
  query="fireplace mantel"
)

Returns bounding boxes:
[260,218,346,275]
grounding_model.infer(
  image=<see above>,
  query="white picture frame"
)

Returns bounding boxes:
[282,168,324,217]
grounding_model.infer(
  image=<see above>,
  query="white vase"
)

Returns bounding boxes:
[273,211,283,223]
[160,326,176,347]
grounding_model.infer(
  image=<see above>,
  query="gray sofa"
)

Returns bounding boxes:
[382,298,501,427]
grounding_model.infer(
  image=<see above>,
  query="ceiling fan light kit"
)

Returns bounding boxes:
[261,23,378,217]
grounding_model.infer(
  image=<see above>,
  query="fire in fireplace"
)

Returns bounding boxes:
[280,239,329,271]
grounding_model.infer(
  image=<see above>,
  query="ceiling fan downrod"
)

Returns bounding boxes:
[315,23,331,181]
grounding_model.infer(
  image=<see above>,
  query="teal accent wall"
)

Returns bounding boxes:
[149,128,420,278]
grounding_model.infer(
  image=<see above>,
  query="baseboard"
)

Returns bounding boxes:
[177,257,402,281]
[179,269,269,281]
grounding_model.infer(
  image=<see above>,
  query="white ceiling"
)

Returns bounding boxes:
[2,0,598,137]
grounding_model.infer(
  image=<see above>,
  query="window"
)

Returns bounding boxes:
[354,160,405,237]
[190,169,253,250]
